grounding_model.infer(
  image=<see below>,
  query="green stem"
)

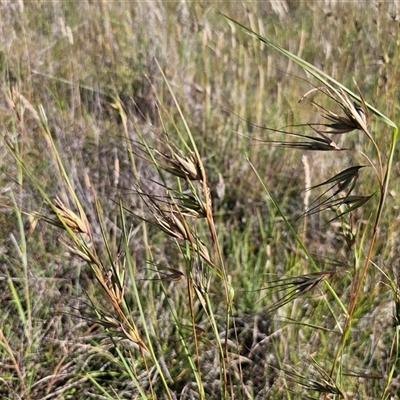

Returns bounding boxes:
[330,126,399,378]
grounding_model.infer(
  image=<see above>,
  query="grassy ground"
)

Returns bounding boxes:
[1,1,400,399]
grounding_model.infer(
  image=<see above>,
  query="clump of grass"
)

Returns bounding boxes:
[2,2,400,399]
[224,13,400,398]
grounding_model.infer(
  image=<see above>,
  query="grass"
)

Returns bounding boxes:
[1,1,400,399]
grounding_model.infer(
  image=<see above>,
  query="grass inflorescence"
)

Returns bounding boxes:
[1,2,400,399]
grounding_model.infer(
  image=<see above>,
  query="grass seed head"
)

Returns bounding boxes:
[156,149,202,180]
[52,196,91,237]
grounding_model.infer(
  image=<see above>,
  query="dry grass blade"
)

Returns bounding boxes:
[40,198,149,354]
[0,329,26,392]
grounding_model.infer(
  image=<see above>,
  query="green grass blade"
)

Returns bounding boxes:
[248,157,348,317]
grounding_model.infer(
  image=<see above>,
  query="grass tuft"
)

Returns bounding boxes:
[2,2,400,399]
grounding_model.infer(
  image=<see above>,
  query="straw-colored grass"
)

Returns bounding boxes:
[1,2,400,399]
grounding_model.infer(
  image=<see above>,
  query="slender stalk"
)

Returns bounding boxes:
[330,126,399,379]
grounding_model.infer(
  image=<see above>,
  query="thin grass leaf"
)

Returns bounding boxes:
[119,203,172,398]
[222,13,396,128]
[0,329,26,392]
[248,158,348,317]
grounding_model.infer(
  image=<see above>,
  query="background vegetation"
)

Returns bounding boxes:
[1,1,400,399]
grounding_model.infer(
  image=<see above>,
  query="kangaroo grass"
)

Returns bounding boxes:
[3,69,252,397]
[260,270,339,315]
[3,103,174,396]
[225,14,399,398]
[7,73,240,397]
[3,4,399,397]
